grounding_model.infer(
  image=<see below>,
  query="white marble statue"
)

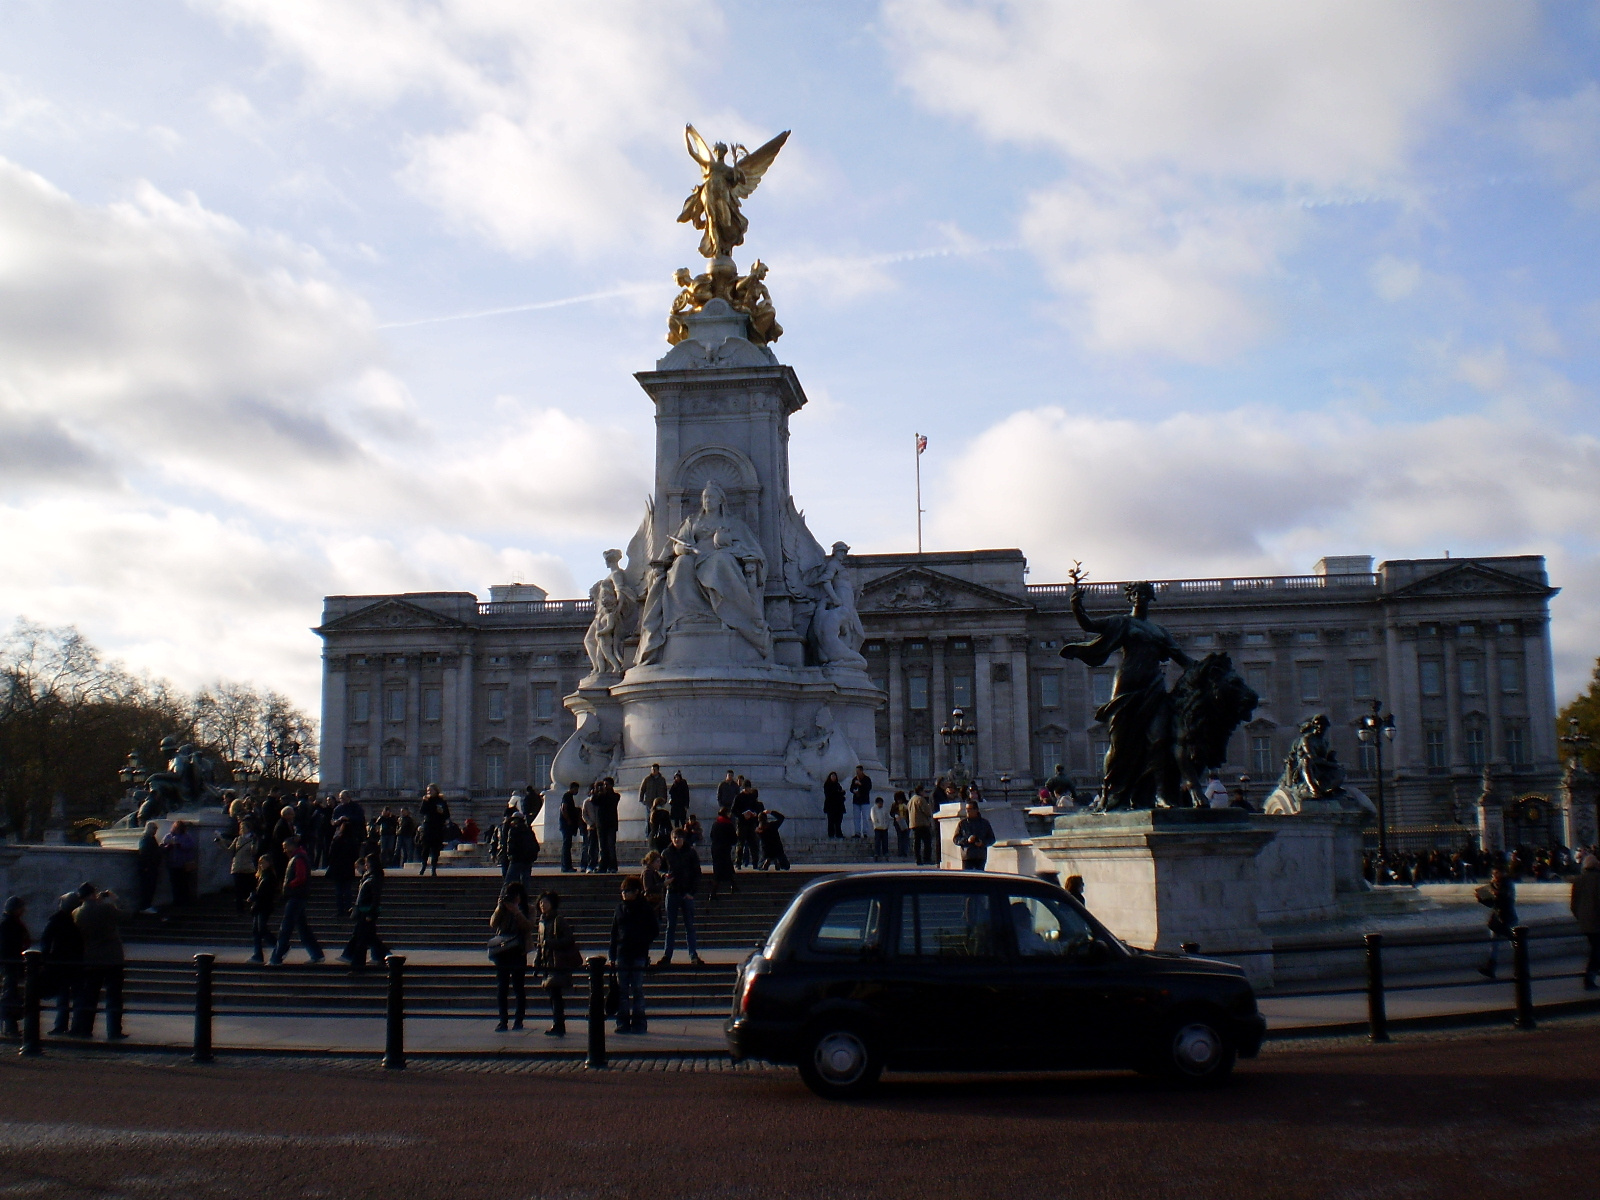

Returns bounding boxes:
[807,541,867,669]
[665,480,770,657]
[582,548,637,677]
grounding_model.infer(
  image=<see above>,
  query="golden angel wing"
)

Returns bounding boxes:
[684,124,713,168]
[732,129,789,199]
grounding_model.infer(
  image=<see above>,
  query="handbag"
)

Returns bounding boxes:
[487,932,520,960]
[1474,884,1495,907]
[604,970,621,1017]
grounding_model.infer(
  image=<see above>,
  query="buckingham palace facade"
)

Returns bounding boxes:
[315,551,1562,843]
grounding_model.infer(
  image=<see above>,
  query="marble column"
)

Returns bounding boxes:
[455,647,475,795]
[319,656,347,792]
[1009,636,1031,782]
[887,639,905,783]
[974,638,995,784]
[929,638,947,775]
[405,658,421,792]
[1526,619,1559,765]
[1443,638,1463,772]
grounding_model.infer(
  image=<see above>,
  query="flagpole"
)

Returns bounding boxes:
[914,432,923,554]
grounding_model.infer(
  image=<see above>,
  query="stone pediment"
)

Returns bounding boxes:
[857,567,1029,614]
[1387,563,1555,599]
[317,599,470,634]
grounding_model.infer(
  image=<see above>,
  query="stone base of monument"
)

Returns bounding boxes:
[96,806,234,897]
[1033,809,1277,986]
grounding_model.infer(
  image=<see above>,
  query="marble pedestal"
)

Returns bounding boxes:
[1034,809,1276,986]
[1251,803,1369,926]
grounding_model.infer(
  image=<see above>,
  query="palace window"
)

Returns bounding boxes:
[949,639,970,652]
[422,687,442,722]
[345,748,369,789]
[1425,729,1448,769]
[1499,657,1523,694]
[533,686,556,720]
[1419,660,1443,697]
[535,653,556,665]
[1464,727,1486,767]
[1251,736,1274,777]
[1244,632,1268,646]
[1496,621,1518,636]
[1038,674,1060,710]
[383,752,405,789]
[531,751,554,790]
[1504,724,1528,766]
[1091,740,1111,777]
[1298,664,1322,703]
[1295,631,1319,645]
[1348,630,1372,644]
[485,752,506,791]
[907,743,932,780]
[420,747,441,786]
[1091,671,1113,707]
[349,689,370,723]
[488,655,510,668]
[907,676,929,711]
[1350,662,1373,699]
[950,673,973,708]
[1191,633,1215,648]
[1357,740,1377,774]
[1038,740,1063,776]
[487,688,507,722]
[1459,659,1482,694]
[385,690,406,722]
[1245,666,1270,704]
[1458,623,1477,637]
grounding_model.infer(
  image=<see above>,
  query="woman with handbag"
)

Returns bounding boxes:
[1476,866,1518,979]
[489,883,535,1031]
[533,890,581,1037]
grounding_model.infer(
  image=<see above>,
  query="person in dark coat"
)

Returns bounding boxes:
[657,829,705,968]
[558,785,582,874]
[340,855,388,972]
[848,765,873,839]
[609,876,659,1034]
[489,882,534,1031]
[954,801,997,871]
[668,772,692,827]
[71,885,128,1039]
[326,819,362,917]
[734,784,763,869]
[418,786,450,877]
[39,893,83,1035]
[1477,866,1518,979]
[821,771,847,840]
[708,808,739,903]
[135,822,164,913]
[758,808,790,871]
[591,779,621,873]
[715,770,740,815]
[247,854,279,965]
[1,896,31,1038]
[1572,853,1600,991]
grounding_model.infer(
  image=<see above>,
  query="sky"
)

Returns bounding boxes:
[2,0,1599,716]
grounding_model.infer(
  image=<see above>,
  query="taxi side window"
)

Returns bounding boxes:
[809,895,884,956]
[1006,893,1096,960]
[897,891,1000,959]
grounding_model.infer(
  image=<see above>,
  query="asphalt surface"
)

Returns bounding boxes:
[2,1021,1599,1199]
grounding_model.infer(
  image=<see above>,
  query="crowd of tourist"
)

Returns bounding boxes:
[1362,844,1588,885]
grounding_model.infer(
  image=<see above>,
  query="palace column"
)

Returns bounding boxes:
[887,639,906,783]
[974,637,995,784]
[929,638,948,775]
[320,656,347,792]
[1009,635,1031,780]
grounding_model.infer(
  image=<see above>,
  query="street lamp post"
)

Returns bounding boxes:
[1356,698,1398,862]
[998,773,1011,805]
[939,707,977,791]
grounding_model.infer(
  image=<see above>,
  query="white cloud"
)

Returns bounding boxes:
[882,0,1534,358]
[0,156,642,708]
[929,404,1600,696]
[200,0,727,256]
[1370,255,1422,302]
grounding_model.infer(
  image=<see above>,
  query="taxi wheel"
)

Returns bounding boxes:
[1159,1016,1236,1085]
[797,1024,883,1100]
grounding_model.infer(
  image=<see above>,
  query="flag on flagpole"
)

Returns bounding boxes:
[915,433,927,455]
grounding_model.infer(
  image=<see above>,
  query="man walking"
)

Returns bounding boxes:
[271,835,326,966]
[657,828,706,968]
[849,765,873,839]
[609,876,659,1035]
[908,784,934,865]
[1572,852,1600,990]
[639,763,669,815]
[869,795,891,862]
[953,800,996,871]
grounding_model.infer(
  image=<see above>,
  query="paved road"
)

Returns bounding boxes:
[2,1021,1598,1198]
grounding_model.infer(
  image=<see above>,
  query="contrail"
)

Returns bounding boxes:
[376,242,1022,329]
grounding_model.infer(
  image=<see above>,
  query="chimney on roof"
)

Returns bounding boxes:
[1314,555,1373,576]
[488,583,548,603]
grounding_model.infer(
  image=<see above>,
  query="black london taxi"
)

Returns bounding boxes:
[726,870,1265,1098]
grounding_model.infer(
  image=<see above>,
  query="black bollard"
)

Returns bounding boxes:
[1180,942,1199,956]
[383,954,406,1069]
[585,955,607,1070]
[1511,926,1535,1031]
[193,953,214,1063]
[1363,933,1389,1043]
[19,949,42,1058]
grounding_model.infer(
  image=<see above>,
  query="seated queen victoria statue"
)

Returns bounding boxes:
[665,481,771,658]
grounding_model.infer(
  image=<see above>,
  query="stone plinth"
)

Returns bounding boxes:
[1034,809,1276,986]
[96,807,234,897]
[1251,804,1369,926]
